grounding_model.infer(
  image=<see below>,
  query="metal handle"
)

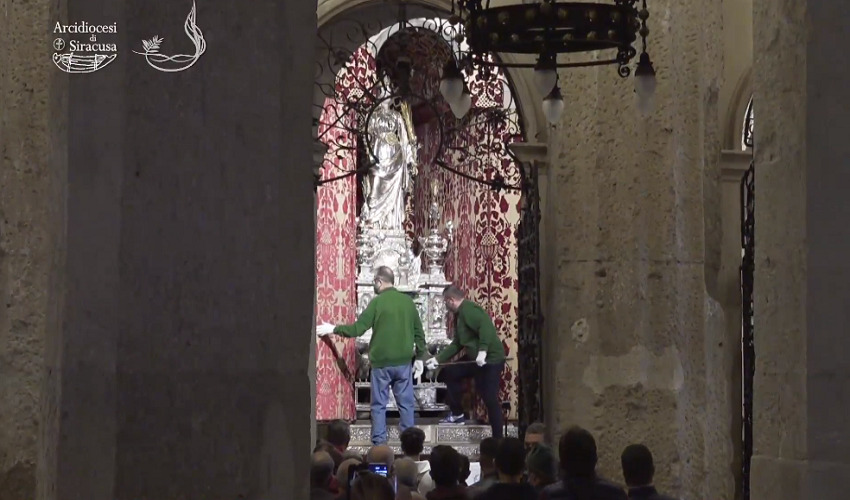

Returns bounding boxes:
[436,356,514,367]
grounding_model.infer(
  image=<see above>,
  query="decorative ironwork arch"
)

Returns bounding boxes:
[314,13,524,191]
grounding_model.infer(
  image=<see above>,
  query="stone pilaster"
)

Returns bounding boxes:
[541,1,733,498]
[0,0,52,497]
[752,0,850,498]
[33,1,317,499]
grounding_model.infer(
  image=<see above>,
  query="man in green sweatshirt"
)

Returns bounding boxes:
[316,266,427,445]
[425,285,506,437]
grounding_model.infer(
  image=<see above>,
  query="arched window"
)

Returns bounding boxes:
[742,95,754,150]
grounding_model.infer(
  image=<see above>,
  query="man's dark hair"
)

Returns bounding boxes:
[350,470,395,500]
[526,422,546,436]
[526,444,558,481]
[310,451,335,488]
[459,454,471,482]
[494,437,526,476]
[442,285,465,300]
[558,426,598,478]
[428,445,461,487]
[400,427,426,457]
[375,266,395,285]
[621,444,655,487]
[314,441,343,471]
[479,437,500,459]
[326,419,350,448]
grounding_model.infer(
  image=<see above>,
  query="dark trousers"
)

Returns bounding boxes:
[440,361,505,438]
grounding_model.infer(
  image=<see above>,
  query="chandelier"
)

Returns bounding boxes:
[440,0,657,123]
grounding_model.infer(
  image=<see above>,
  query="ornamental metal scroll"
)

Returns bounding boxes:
[313,10,523,191]
[516,161,544,439]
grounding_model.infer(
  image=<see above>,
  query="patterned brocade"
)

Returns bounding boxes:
[315,39,522,422]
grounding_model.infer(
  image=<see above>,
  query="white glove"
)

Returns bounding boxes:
[413,360,424,381]
[425,358,439,370]
[316,322,335,337]
[475,351,487,367]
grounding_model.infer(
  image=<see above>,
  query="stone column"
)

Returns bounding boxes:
[0,0,51,498]
[719,150,753,498]
[36,1,317,500]
[751,0,850,498]
[542,0,734,498]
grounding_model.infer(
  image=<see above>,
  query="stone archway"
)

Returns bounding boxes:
[724,66,753,151]
[312,1,546,443]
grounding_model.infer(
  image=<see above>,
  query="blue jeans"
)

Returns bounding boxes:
[370,364,415,445]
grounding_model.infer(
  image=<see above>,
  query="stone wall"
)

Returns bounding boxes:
[720,0,754,149]
[751,0,850,498]
[0,0,52,497]
[749,0,807,493]
[2,0,318,499]
[718,150,752,498]
[541,0,735,498]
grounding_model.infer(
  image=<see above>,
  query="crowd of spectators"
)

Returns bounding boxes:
[311,420,676,500]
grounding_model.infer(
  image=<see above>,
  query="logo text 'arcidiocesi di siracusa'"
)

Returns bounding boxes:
[52,21,119,73]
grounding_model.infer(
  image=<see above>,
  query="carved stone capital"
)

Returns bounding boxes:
[507,142,548,167]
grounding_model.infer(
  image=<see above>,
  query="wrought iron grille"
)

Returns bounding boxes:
[740,160,755,500]
[516,162,544,439]
[742,96,754,150]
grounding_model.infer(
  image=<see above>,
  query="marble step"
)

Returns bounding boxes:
[347,423,518,458]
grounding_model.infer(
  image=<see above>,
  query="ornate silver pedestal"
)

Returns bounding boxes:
[352,189,454,413]
[351,108,455,413]
[353,228,452,413]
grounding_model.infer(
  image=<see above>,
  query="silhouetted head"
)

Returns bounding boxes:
[495,437,526,480]
[525,422,547,452]
[621,444,655,487]
[478,437,500,473]
[526,444,558,488]
[336,458,363,496]
[429,445,461,487]
[311,451,335,489]
[367,444,395,467]
[393,457,419,489]
[400,427,426,458]
[326,419,351,449]
[558,426,597,479]
[350,471,395,500]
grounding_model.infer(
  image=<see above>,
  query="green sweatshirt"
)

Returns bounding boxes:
[334,288,427,368]
[435,300,506,364]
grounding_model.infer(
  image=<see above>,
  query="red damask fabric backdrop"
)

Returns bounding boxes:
[315,94,358,421]
[315,45,377,421]
[315,28,523,422]
[414,71,523,421]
